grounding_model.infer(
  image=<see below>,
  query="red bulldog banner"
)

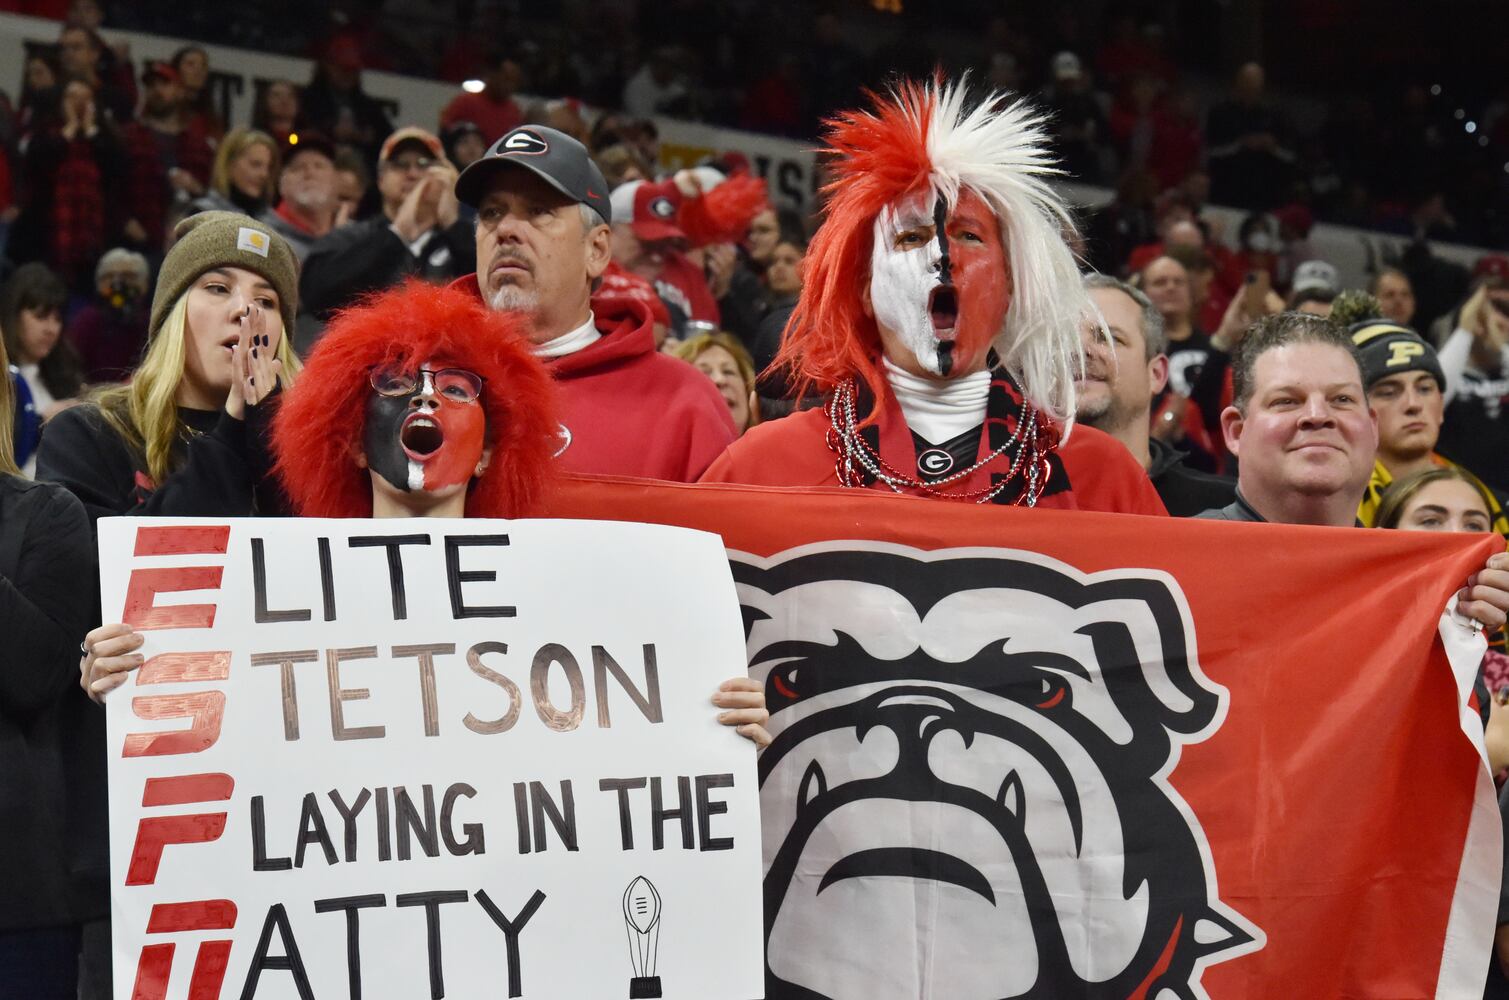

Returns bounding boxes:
[543,475,1504,1000]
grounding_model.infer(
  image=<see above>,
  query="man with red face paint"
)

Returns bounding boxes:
[700,79,1165,515]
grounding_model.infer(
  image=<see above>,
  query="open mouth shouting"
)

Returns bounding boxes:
[928,284,958,336]
[400,411,445,461]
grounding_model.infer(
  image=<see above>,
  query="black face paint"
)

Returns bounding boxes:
[933,196,953,286]
[933,196,955,377]
[364,392,414,493]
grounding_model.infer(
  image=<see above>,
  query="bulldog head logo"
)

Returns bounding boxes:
[732,542,1263,1000]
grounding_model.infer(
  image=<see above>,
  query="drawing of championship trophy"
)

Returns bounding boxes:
[623,876,662,998]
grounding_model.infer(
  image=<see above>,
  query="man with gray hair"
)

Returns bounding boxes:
[1076,274,1236,516]
[447,124,734,481]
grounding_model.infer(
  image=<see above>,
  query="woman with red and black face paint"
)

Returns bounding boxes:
[82,284,772,750]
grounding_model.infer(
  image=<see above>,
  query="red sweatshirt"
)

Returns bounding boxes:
[701,383,1167,516]
[451,275,736,482]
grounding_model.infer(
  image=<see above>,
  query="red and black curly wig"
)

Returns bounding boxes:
[273,281,559,518]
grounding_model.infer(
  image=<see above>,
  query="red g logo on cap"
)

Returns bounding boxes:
[502,130,549,155]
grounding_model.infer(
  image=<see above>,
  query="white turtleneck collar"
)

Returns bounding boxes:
[883,356,991,445]
[532,312,601,359]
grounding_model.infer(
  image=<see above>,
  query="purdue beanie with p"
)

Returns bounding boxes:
[1349,320,1446,391]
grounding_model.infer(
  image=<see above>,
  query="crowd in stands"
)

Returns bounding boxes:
[8,1,1509,996]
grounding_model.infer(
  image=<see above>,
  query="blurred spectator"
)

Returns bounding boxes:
[1165,244,1227,334]
[1436,280,1509,492]
[609,177,718,333]
[1140,254,1203,352]
[1371,267,1418,327]
[1,263,84,473]
[119,61,213,252]
[744,207,782,272]
[56,24,132,124]
[251,79,301,146]
[66,247,149,384]
[1043,52,1109,183]
[192,126,279,218]
[1076,274,1234,516]
[13,78,125,288]
[1108,80,1203,190]
[1351,320,1506,533]
[751,235,804,396]
[263,132,339,260]
[16,51,63,140]
[441,120,486,169]
[332,147,370,223]
[622,47,689,118]
[673,331,758,434]
[595,144,649,188]
[171,45,222,139]
[1288,260,1339,317]
[301,39,393,162]
[300,127,472,331]
[440,49,524,144]
[1205,63,1295,210]
[538,99,590,146]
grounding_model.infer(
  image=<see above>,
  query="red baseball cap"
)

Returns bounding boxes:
[609,179,685,242]
[1474,254,1509,282]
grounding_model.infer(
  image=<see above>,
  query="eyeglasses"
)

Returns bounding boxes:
[369,367,483,403]
[386,156,436,174]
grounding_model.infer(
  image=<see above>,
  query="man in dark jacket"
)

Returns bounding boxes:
[0,473,95,999]
[298,127,475,339]
[1075,274,1236,516]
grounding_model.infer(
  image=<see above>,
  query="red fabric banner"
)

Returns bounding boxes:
[542,475,1502,999]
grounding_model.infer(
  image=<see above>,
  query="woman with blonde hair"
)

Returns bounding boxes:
[0,323,94,997]
[673,330,759,434]
[192,127,281,218]
[37,211,301,526]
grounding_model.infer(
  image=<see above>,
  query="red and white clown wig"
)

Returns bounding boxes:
[776,76,1093,422]
[273,281,559,518]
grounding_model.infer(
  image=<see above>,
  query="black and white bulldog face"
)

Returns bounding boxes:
[732,544,1264,1000]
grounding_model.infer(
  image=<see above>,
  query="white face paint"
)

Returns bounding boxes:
[869,196,947,376]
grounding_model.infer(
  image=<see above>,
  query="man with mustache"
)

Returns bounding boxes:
[447,125,735,482]
[1075,274,1235,516]
[698,79,1163,513]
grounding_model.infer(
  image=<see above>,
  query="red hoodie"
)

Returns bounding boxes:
[451,275,736,482]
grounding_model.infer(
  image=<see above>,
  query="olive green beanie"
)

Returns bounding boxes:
[149,211,300,341]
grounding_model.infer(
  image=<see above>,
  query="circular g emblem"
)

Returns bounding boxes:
[649,196,676,218]
[918,448,954,477]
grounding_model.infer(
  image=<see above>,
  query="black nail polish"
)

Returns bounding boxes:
[249,377,255,386]
[251,348,258,358]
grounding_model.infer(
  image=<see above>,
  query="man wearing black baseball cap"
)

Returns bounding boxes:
[1351,319,1508,534]
[449,124,734,482]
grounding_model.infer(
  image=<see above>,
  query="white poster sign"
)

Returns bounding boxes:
[98,516,764,1000]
